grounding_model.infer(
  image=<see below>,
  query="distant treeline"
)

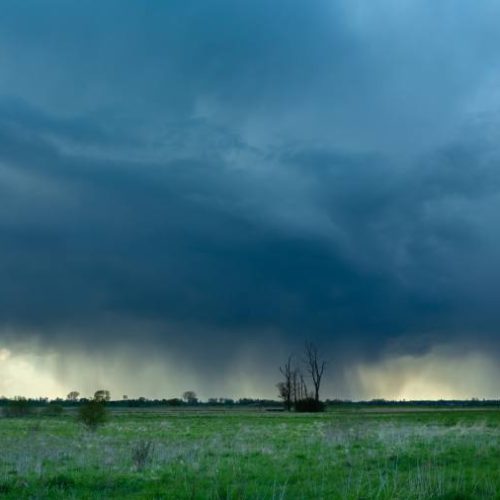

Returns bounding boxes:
[0,397,280,408]
[328,399,500,408]
[0,397,498,408]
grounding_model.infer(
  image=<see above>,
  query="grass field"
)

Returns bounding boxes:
[0,407,498,499]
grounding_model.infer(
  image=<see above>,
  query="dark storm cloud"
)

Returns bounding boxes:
[1,0,500,376]
[2,103,500,355]
[3,0,500,150]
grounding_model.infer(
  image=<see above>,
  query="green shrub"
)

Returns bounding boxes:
[77,399,108,431]
[46,474,76,489]
[131,440,154,471]
[294,398,325,412]
[43,403,65,416]
[165,398,183,406]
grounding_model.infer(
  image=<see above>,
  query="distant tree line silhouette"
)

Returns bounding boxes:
[0,394,498,416]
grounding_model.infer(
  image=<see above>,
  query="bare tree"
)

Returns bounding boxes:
[276,382,290,409]
[299,370,310,400]
[291,366,309,403]
[291,368,299,405]
[304,341,327,403]
[278,355,293,411]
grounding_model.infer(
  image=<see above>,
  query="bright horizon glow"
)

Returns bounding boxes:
[1,343,498,401]
[351,347,500,401]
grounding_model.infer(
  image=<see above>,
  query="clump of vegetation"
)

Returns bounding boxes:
[93,390,110,402]
[29,421,42,433]
[294,397,326,412]
[43,403,65,417]
[182,391,198,404]
[165,398,183,406]
[66,391,80,402]
[77,391,110,431]
[3,397,33,418]
[277,341,328,412]
[131,440,154,471]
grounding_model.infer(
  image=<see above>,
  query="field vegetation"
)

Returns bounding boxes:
[0,406,498,499]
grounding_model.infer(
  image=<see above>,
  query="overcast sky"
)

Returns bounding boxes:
[1,1,499,399]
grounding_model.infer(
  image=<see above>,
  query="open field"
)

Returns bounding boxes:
[0,407,498,499]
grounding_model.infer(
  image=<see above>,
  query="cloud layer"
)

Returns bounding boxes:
[1,1,499,398]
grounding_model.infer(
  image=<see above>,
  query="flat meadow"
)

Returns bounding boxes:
[0,406,498,499]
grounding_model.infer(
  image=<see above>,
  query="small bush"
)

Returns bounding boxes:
[77,399,108,431]
[3,398,33,418]
[29,421,42,432]
[0,481,12,494]
[294,398,326,413]
[131,440,154,471]
[43,403,65,416]
[46,474,76,489]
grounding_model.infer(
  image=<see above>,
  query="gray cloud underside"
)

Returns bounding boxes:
[1,0,500,366]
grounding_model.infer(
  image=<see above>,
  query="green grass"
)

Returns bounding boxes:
[0,408,498,499]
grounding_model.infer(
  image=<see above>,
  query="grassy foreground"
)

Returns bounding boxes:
[0,408,498,499]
